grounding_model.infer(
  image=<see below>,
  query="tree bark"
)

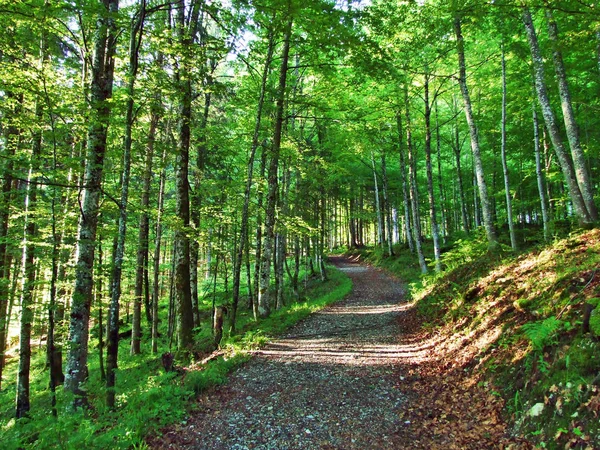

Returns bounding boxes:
[0,93,19,392]
[132,51,160,354]
[521,7,591,225]
[152,149,167,354]
[533,102,551,241]
[381,152,394,256]
[424,72,441,271]
[371,151,384,250]
[65,0,119,408]
[230,30,275,332]
[107,4,144,408]
[501,45,518,250]
[396,112,414,251]
[16,91,44,418]
[405,84,427,273]
[258,15,293,318]
[545,7,598,221]
[173,0,198,349]
[454,15,498,249]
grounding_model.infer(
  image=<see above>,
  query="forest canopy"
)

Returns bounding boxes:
[0,0,599,437]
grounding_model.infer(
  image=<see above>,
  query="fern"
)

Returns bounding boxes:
[521,316,562,351]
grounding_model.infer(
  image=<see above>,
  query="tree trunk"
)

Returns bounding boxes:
[405,84,427,273]
[522,7,591,225]
[371,151,384,250]
[396,112,414,251]
[107,5,144,407]
[258,16,293,318]
[253,149,267,320]
[454,15,498,249]
[0,94,19,392]
[191,87,211,329]
[65,0,119,408]
[452,97,470,234]
[424,72,441,271]
[533,102,551,241]
[132,54,159,355]
[173,0,197,349]
[545,8,598,221]
[435,100,448,243]
[152,149,167,354]
[381,152,394,256]
[16,90,44,418]
[501,46,518,251]
[230,30,274,332]
[276,167,290,309]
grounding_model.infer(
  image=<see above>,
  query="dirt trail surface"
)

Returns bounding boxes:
[150,257,530,449]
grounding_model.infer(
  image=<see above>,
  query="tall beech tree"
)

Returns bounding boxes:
[64,0,119,407]
[258,11,293,319]
[454,14,498,250]
[521,7,592,226]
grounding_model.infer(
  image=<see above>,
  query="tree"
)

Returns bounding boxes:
[521,6,592,226]
[454,14,498,250]
[258,11,293,318]
[64,0,119,408]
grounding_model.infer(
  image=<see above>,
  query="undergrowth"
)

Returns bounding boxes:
[0,264,351,449]
[359,227,600,449]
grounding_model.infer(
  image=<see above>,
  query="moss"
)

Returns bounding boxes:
[590,308,600,337]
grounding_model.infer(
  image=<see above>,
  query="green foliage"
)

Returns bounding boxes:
[590,308,600,337]
[0,265,351,449]
[521,317,563,351]
[184,354,249,395]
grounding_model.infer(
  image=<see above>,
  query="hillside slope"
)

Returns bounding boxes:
[359,229,600,449]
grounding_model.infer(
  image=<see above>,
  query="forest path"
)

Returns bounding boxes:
[151,256,528,449]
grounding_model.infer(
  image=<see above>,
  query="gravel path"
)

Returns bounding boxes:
[155,256,410,449]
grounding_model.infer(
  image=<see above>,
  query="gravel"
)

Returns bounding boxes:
[154,257,409,449]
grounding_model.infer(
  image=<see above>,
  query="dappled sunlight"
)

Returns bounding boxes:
[319,303,404,315]
[257,335,439,366]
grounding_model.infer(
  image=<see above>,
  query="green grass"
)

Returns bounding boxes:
[0,263,351,449]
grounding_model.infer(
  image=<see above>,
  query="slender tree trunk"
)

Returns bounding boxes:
[152,150,167,354]
[276,167,290,309]
[522,7,591,225]
[48,182,60,416]
[454,15,497,249]
[97,242,106,382]
[0,92,19,392]
[107,5,144,407]
[191,88,211,329]
[132,56,159,354]
[434,101,448,242]
[396,112,413,251]
[258,16,293,318]
[405,85,427,273]
[545,8,598,221]
[501,46,518,250]
[253,149,267,321]
[65,0,119,408]
[230,30,274,332]
[424,73,441,271]
[381,152,394,256]
[319,192,328,282]
[533,102,550,240]
[0,182,15,391]
[371,152,384,249]
[16,92,44,418]
[173,0,197,349]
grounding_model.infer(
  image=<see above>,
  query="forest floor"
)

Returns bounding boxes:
[149,256,532,449]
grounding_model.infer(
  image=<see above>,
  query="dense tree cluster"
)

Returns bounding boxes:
[0,0,598,422]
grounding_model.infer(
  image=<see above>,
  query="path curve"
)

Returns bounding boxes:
[155,256,410,449]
